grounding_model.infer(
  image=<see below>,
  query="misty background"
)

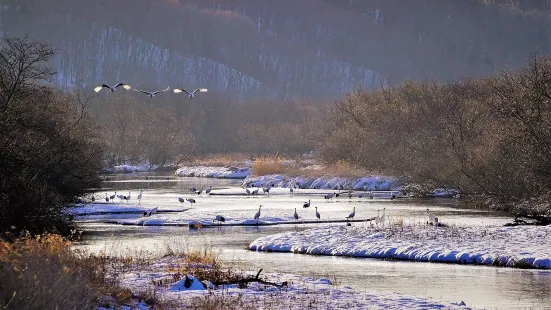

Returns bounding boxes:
[2,0,549,101]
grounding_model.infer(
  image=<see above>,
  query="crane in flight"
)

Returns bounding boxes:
[173,88,208,98]
[94,83,131,92]
[134,86,170,98]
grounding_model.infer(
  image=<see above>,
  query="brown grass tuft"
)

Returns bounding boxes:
[252,156,289,176]
[0,234,96,310]
[189,153,250,167]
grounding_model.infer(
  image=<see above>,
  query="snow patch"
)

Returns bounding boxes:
[175,166,251,179]
[249,225,551,269]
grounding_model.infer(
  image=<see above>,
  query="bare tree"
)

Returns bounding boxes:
[0,35,55,112]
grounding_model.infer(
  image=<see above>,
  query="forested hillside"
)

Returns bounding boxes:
[1,0,549,100]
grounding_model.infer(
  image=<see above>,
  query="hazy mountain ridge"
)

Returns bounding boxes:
[1,0,549,100]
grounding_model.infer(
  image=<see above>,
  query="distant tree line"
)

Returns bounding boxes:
[319,54,551,215]
[95,94,320,167]
[0,36,103,236]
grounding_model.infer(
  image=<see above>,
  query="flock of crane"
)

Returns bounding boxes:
[101,186,439,226]
[93,82,208,99]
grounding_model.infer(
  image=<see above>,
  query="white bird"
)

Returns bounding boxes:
[173,88,208,98]
[213,214,225,225]
[134,86,170,98]
[246,188,251,195]
[303,199,311,208]
[293,208,299,222]
[137,190,143,204]
[346,207,356,221]
[94,83,131,92]
[315,207,321,221]
[380,208,386,225]
[254,205,262,223]
[375,209,381,225]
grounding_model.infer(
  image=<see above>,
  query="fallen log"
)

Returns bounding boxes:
[504,214,551,226]
[211,268,288,288]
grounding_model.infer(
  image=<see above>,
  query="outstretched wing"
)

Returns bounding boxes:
[174,88,191,95]
[192,88,208,95]
[94,84,111,92]
[134,89,151,95]
[113,83,131,90]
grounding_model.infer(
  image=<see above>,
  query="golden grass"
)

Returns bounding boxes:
[252,157,371,178]
[252,156,290,176]
[189,153,250,167]
[0,234,96,310]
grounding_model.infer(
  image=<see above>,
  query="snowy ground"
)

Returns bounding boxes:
[175,166,251,179]
[105,163,160,173]
[249,224,551,269]
[172,166,463,198]
[113,257,471,310]
[244,174,402,191]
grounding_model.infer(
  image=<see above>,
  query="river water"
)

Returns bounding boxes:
[75,173,551,309]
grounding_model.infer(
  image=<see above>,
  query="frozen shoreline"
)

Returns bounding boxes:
[249,224,551,269]
[114,257,471,310]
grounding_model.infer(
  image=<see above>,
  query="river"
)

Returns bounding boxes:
[74,173,551,309]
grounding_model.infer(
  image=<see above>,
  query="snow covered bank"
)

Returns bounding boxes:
[105,163,160,173]
[249,224,551,269]
[69,203,184,216]
[118,257,471,310]
[175,166,251,179]
[173,165,404,191]
[243,174,402,191]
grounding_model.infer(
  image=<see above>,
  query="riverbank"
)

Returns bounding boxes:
[249,224,551,269]
[114,255,471,309]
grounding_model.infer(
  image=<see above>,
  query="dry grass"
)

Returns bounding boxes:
[0,233,296,310]
[0,234,97,310]
[0,234,173,310]
[252,157,371,178]
[189,153,250,167]
[252,156,293,176]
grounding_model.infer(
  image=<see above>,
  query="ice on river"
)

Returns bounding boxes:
[249,224,551,269]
